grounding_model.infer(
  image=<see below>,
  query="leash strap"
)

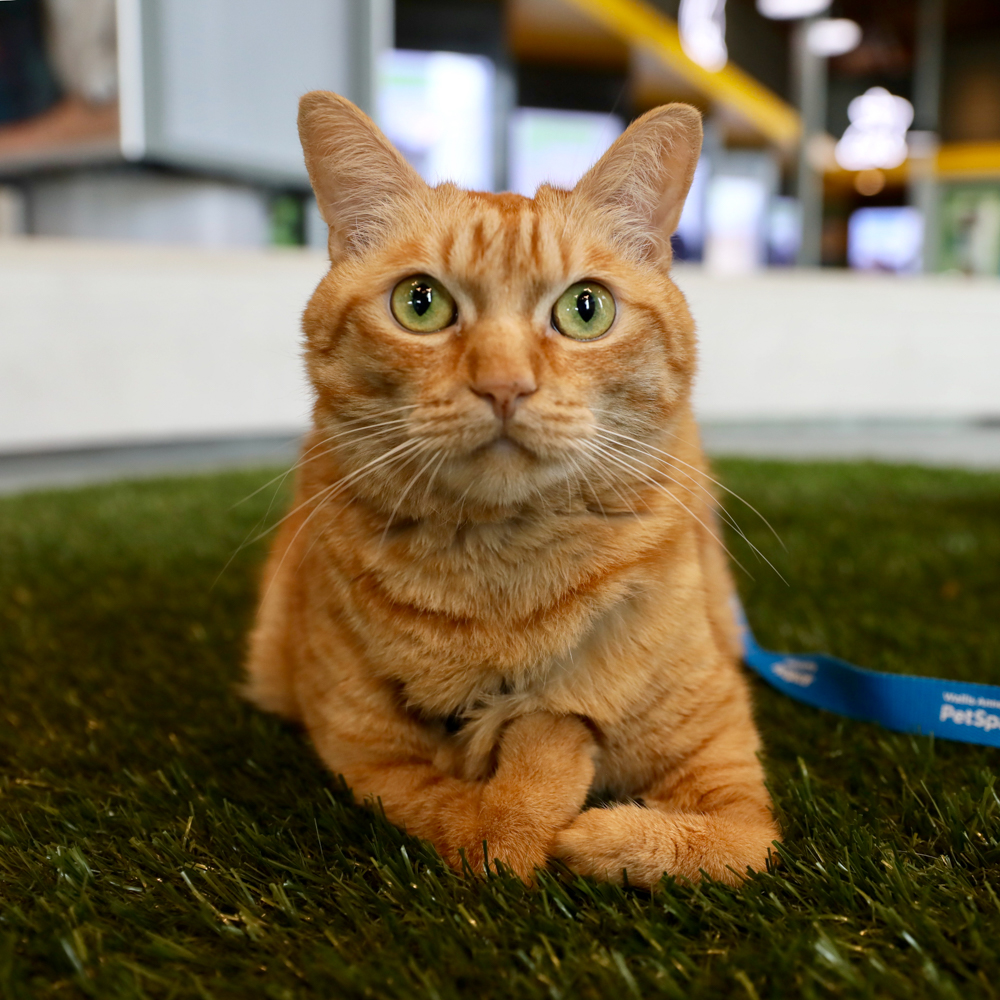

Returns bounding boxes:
[734,599,1000,748]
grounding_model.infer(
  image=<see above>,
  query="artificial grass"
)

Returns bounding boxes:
[1,459,999,1000]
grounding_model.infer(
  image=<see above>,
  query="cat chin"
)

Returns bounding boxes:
[485,438,520,456]
[438,450,578,514]
[462,434,537,467]
[442,453,535,504]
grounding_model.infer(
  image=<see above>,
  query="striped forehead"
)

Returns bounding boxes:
[439,198,575,285]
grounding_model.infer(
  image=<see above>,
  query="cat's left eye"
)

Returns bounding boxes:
[390,275,456,333]
[552,281,616,341]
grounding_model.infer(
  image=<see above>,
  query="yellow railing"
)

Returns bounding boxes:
[936,142,1000,179]
[563,0,801,149]
[563,0,1000,179]
[824,143,1000,188]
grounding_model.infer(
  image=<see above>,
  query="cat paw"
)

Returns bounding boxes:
[551,804,668,887]
[496,712,598,825]
[466,713,598,882]
[552,804,775,889]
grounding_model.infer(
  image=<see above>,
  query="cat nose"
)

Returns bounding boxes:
[471,376,537,420]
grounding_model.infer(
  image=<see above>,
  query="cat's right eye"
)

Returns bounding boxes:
[390,275,456,333]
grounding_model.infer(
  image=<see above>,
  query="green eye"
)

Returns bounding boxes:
[390,275,456,333]
[552,281,616,341]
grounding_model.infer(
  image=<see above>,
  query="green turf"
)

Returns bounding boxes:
[2,460,999,999]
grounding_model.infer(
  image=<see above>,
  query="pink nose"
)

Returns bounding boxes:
[472,377,537,420]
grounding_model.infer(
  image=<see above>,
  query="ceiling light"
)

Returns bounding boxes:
[835,87,914,172]
[806,18,862,57]
[679,0,728,72]
[756,0,830,20]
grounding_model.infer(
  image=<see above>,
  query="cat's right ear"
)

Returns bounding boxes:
[298,91,426,259]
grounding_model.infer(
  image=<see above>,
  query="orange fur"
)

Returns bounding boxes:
[244,92,778,888]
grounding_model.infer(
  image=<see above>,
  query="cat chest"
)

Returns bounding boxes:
[385,582,659,725]
[349,552,637,700]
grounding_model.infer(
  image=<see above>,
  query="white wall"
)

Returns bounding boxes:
[0,238,324,452]
[0,239,997,454]
[676,267,1000,421]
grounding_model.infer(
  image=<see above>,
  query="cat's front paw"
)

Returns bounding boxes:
[466,712,598,882]
[495,712,598,823]
[551,804,663,886]
[553,804,775,889]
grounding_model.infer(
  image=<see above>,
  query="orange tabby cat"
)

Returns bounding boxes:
[244,91,778,888]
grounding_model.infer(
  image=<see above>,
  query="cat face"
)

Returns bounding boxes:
[299,95,702,516]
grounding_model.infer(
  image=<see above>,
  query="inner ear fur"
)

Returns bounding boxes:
[298,90,426,259]
[573,103,703,264]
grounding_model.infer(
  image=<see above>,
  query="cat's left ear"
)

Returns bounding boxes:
[573,104,702,263]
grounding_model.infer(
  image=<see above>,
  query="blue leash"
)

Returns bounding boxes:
[735,599,1000,749]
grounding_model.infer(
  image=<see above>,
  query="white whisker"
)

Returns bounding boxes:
[596,424,785,551]
[250,437,424,549]
[379,445,442,547]
[216,435,424,588]
[274,438,428,589]
[593,431,786,581]
[421,450,449,510]
[584,439,757,580]
[594,431,769,557]
[230,410,417,511]
[571,445,639,517]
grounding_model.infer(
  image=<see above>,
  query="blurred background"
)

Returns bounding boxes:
[0,0,998,491]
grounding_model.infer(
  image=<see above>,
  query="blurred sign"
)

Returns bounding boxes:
[848,206,923,273]
[673,156,709,261]
[766,196,801,266]
[939,186,1000,277]
[700,148,777,274]
[704,175,768,274]
[508,109,623,197]
[377,49,495,191]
